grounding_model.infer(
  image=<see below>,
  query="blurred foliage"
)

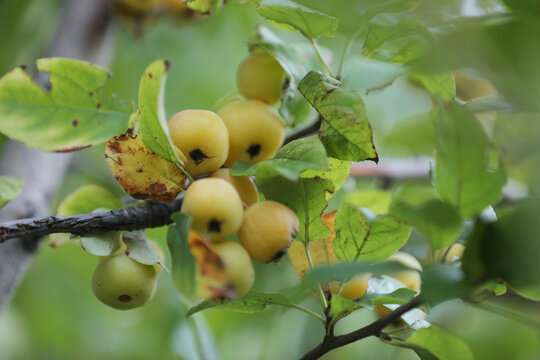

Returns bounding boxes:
[1,0,540,359]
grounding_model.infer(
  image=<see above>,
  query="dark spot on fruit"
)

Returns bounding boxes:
[269,249,287,263]
[72,119,78,127]
[247,144,261,158]
[118,295,132,302]
[148,72,153,79]
[190,148,212,165]
[108,141,121,153]
[164,60,171,70]
[89,91,94,96]
[282,76,290,91]
[208,219,221,233]
[136,168,143,173]
[97,103,101,109]
[19,65,27,71]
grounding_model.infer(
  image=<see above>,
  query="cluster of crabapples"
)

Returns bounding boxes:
[93,50,298,309]
[174,50,296,300]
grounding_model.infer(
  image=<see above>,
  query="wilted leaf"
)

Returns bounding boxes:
[123,230,165,269]
[105,132,186,201]
[0,58,130,152]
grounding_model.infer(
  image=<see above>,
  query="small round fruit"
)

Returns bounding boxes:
[238,201,299,262]
[212,241,255,299]
[168,110,229,177]
[237,51,287,105]
[454,70,496,101]
[92,254,157,310]
[181,178,244,241]
[330,273,371,301]
[209,168,258,207]
[218,100,285,167]
[434,243,465,264]
[385,252,422,292]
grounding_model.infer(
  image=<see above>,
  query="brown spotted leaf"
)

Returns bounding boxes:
[188,231,236,300]
[105,133,186,201]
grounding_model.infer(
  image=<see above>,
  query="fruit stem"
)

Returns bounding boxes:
[175,163,194,184]
[311,38,335,78]
[211,90,241,113]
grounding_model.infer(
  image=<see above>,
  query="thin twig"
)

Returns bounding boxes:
[300,296,422,360]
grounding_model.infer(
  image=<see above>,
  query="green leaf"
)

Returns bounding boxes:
[256,0,338,39]
[50,185,123,249]
[0,58,130,152]
[138,60,182,164]
[361,0,422,23]
[333,204,369,262]
[256,165,332,243]
[334,204,412,263]
[167,212,198,300]
[299,70,378,162]
[0,176,22,209]
[363,19,432,56]
[330,295,364,322]
[356,287,416,309]
[345,189,392,215]
[411,20,540,112]
[302,261,409,289]
[421,265,473,304]
[408,72,456,102]
[406,325,475,360]
[230,136,329,181]
[186,291,300,317]
[390,184,462,249]
[185,0,223,14]
[463,199,540,289]
[123,231,165,269]
[301,157,351,200]
[433,102,506,218]
[512,283,540,301]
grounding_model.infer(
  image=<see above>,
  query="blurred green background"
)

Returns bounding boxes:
[1,0,539,359]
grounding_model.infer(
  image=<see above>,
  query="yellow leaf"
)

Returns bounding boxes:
[105,133,186,202]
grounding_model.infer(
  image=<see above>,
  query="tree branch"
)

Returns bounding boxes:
[300,296,422,360]
[0,200,182,243]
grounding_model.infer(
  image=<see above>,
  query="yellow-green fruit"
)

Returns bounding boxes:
[218,100,285,167]
[434,243,465,264]
[168,110,229,177]
[454,70,496,101]
[238,201,299,263]
[237,52,287,105]
[209,168,259,207]
[330,273,371,300]
[92,254,157,310]
[385,252,422,292]
[212,241,255,299]
[181,178,244,241]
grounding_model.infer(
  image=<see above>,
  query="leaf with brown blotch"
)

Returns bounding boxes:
[188,231,236,300]
[105,133,186,202]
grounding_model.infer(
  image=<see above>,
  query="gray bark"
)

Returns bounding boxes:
[0,0,115,312]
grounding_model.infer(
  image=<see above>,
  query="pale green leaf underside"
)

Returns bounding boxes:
[0,58,130,152]
[256,0,338,39]
[168,212,198,301]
